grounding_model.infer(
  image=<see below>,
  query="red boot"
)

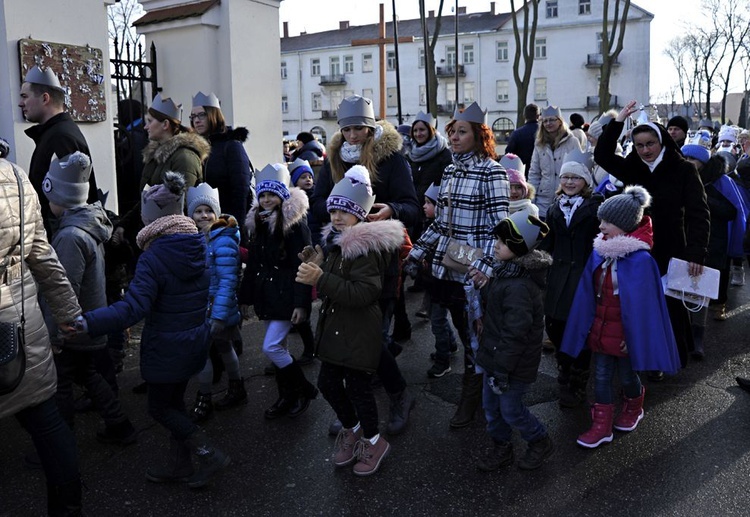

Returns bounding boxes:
[576,403,614,448]
[614,386,645,432]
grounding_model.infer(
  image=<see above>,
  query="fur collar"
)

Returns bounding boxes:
[209,214,239,231]
[512,249,553,270]
[593,233,651,259]
[321,219,405,260]
[245,187,309,237]
[327,120,403,165]
[142,131,211,165]
[136,215,198,251]
[209,126,248,144]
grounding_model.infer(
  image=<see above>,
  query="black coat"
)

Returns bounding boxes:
[408,147,452,202]
[701,156,737,269]
[205,127,253,223]
[505,121,539,168]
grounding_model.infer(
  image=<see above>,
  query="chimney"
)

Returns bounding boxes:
[490,2,495,15]
[428,10,434,18]
[283,21,289,39]
[340,20,349,30]
[458,6,467,14]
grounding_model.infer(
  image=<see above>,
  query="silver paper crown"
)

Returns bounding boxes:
[24,65,65,92]
[328,173,376,217]
[337,95,376,128]
[255,163,290,188]
[541,105,562,119]
[414,111,435,126]
[192,91,221,109]
[150,93,182,121]
[499,154,525,174]
[563,149,595,171]
[452,102,487,125]
[186,182,220,214]
[288,158,311,173]
[424,183,440,203]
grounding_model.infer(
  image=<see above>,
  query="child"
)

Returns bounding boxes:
[475,211,554,472]
[186,183,245,422]
[75,172,230,488]
[500,153,539,217]
[295,165,405,476]
[537,153,603,408]
[239,163,317,419]
[561,186,680,449]
[41,152,137,445]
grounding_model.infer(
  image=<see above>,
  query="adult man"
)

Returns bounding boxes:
[505,103,539,170]
[19,65,98,227]
[667,115,689,148]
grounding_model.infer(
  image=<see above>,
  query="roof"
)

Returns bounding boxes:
[281,10,513,53]
[134,0,220,27]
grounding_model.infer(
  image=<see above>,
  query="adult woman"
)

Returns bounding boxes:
[409,102,510,428]
[405,111,453,211]
[594,100,710,369]
[310,95,420,435]
[528,105,583,216]
[0,146,83,514]
[190,92,253,223]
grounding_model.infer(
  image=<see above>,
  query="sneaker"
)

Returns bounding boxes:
[427,361,451,378]
[731,265,745,286]
[477,441,514,472]
[429,345,458,361]
[518,435,554,470]
[332,427,363,467]
[714,305,728,321]
[415,309,429,319]
[328,419,343,436]
[352,436,391,476]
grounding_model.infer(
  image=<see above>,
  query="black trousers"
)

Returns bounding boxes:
[318,362,379,438]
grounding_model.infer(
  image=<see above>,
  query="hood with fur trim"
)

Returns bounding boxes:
[320,219,405,261]
[593,216,653,259]
[245,186,309,237]
[209,213,239,232]
[142,131,211,165]
[209,126,248,145]
[327,120,403,166]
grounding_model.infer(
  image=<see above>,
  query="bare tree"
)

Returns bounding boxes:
[510,0,540,128]
[664,34,703,119]
[715,0,750,122]
[597,0,630,113]
[419,0,446,119]
[108,0,145,97]
[694,1,730,120]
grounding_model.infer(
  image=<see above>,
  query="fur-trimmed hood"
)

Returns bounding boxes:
[209,213,239,231]
[245,187,309,237]
[142,131,211,165]
[512,248,553,271]
[209,126,248,145]
[321,219,405,260]
[327,120,403,165]
[593,216,653,259]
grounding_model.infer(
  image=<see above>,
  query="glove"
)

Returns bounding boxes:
[73,315,88,334]
[210,319,227,336]
[488,372,510,395]
[403,259,421,280]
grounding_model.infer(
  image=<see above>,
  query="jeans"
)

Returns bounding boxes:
[593,353,642,404]
[429,302,459,362]
[318,361,379,438]
[147,380,197,441]
[262,320,293,368]
[482,375,546,444]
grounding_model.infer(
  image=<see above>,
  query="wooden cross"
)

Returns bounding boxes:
[352,3,413,120]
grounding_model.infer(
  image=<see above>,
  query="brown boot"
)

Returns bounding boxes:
[449,369,483,428]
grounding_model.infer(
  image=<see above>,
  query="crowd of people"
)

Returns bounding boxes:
[3,64,750,516]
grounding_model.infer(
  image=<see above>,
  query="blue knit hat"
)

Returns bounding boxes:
[289,158,314,187]
[255,163,291,200]
[681,144,710,165]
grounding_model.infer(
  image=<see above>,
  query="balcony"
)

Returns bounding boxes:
[436,64,465,77]
[586,53,620,68]
[437,102,460,114]
[318,74,347,86]
[321,109,337,119]
[587,95,619,109]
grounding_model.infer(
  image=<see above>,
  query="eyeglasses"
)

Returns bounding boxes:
[189,112,208,122]
[634,141,659,151]
[542,118,560,125]
[560,176,584,182]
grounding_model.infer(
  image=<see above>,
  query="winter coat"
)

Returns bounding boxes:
[561,217,681,374]
[0,159,80,420]
[206,215,241,327]
[292,139,326,163]
[594,120,710,274]
[239,188,312,320]
[84,215,210,383]
[505,121,539,167]
[528,132,583,216]
[310,121,420,227]
[24,112,99,227]
[315,219,405,373]
[44,202,113,351]
[475,249,552,384]
[538,193,604,320]
[410,152,510,281]
[700,156,738,269]
[205,127,253,223]
[407,143,452,203]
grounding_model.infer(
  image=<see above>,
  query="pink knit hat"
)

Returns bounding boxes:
[507,168,528,197]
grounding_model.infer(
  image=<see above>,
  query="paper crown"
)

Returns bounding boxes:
[289,158,312,174]
[563,149,595,171]
[414,111,435,126]
[452,102,487,125]
[43,152,91,208]
[499,154,525,175]
[150,93,182,121]
[424,183,440,203]
[186,182,221,217]
[289,158,314,186]
[327,165,376,221]
[337,95,376,129]
[141,172,186,225]
[541,105,562,119]
[255,163,291,200]
[24,65,65,93]
[192,91,221,109]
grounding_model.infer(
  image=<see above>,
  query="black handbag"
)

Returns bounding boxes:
[0,162,27,395]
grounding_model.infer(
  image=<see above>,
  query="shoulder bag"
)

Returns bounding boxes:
[441,176,484,274]
[663,257,720,313]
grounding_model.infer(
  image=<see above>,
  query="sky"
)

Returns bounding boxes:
[279,0,715,102]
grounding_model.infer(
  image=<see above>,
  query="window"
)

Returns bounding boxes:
[330,90,343,110]
[344,55,354,73]
[463,44,474,65]
[387,87,398,108]
[419,85,427,106]
[344,89,354,98]
[535,38,547,59]
[534,77,547,101]
[492,117,515,144]
[546,0,558,18]
[280,61,287,80]
[362,88,374,100]
[418,48,425,68]
[496,80,509,102]
[387,51,396,71]
[330,56,341,76]
[596,32,603,53]
[496,41,509,62]
[579,0,591,15]
[312,92,322,111]
[446,45,456,66]
[311,58,320,76]
[281,95,288,113]
[463,82,475,104]
[362,53,373,73]
[446,83,456,106]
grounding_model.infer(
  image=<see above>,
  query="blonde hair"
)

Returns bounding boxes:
[536,116,571,149]
[331,128,379,184]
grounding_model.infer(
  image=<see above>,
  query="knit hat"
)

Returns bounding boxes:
[42,151,91,208]
[337,95,376,129]
[397,124,411,137]
[667,116,689,134]
[569,113,585,129]
[718,126,736,144]
[141,171,186,225]
[24,65,65,93]
[187,182,220,217]
[296,132,315,144]
[255,163,291,201]
[597,185,652,233]
[681,144,710,164]
[691,129,713,149]
[698,119,713,130]
[326,165,376,221]
[289,158,314,186]
[559,161,592,187]
[452,102,487,125]
[424,183,440,204]
[499,153,525,176]
[588,112,616,139]
[0,137,10,158]
[492,211,549,257]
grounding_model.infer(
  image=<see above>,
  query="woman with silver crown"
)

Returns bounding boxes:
[408,101,510,429]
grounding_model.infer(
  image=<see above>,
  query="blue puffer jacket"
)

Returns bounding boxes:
[84,215,210,383]
[207,215,241,327]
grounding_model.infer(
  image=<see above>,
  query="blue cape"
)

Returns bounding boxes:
[712,175,747,258]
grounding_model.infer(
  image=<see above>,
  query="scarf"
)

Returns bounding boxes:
[558,194,584,226]
[492,259,527,279]
[340,124,384,163]
[323,226,341,256]
[407,133,449,163]
[642,148,666,172]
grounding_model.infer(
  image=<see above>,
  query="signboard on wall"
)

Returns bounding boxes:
[18,38,106,122]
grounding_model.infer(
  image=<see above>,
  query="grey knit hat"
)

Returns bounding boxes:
[141,171,186,225]
[187,182,221,217]
[42,151,92,208]
[597,185,652,233]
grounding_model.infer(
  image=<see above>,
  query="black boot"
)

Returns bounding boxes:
[386,389,415,435]
[215,378,248,410]
[477,441,514,472]
[518,435,554,470]
[47,478,82,517]
[559,367,589,408]
[265,365,295,419]
[691,324,705,360]
[191,391,213,423]
[286,359,318,418]
[449,367,483,429]
[146,436,194,483]
[96,418,138,446]
[185,430,230,489]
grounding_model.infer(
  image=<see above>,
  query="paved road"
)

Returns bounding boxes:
[2,279,750,516]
